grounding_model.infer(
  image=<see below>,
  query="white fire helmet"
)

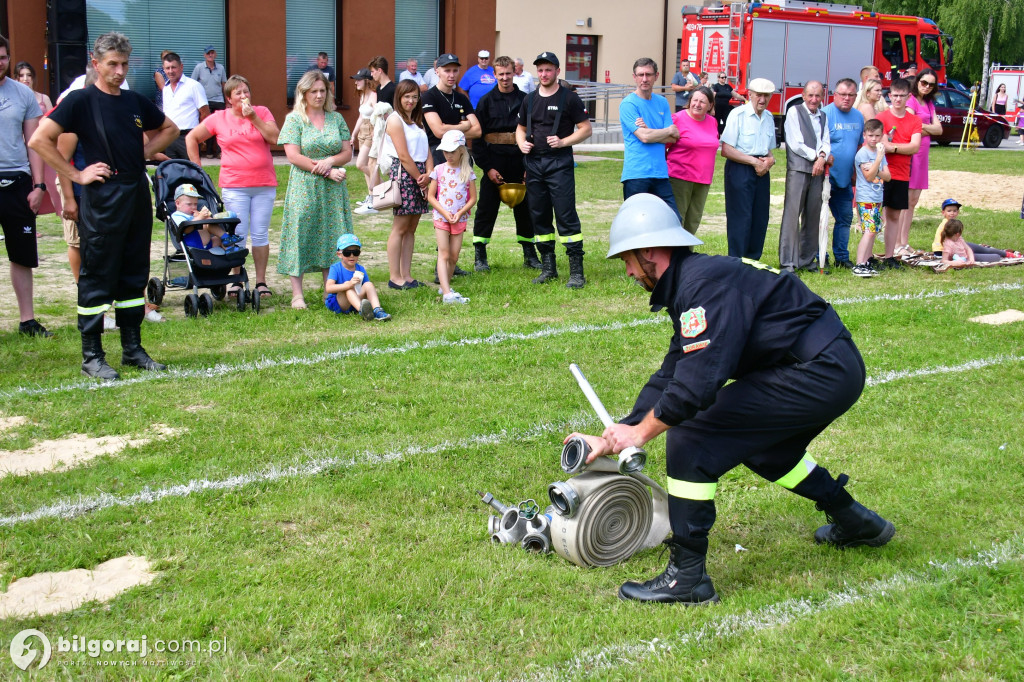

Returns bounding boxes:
[606,193,703,259]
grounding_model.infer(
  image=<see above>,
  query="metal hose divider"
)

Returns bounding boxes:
[491,508,529,544]
[521,513,552,553]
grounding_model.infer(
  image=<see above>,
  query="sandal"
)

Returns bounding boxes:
[255,282,273,298]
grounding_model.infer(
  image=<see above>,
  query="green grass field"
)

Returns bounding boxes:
[1,147,1022,679]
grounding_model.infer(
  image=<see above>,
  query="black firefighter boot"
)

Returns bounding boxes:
[618,539,720,604]
[81,333,120,380]
[521,242,542,269]
[814,475,895,549]
[120,326,167,372]
[474,242,490,272]
[531,244,559,284]
[565,242,586,289]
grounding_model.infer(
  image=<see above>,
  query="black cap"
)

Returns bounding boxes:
[436,53,460,67]
[350,68,372,80]
[533,52,559,67]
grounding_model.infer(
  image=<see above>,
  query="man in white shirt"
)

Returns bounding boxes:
[422,57,439,91]
[161,51,209,159]
[779,81,830,272]
[512,58,535,94]
[398,58,426,91]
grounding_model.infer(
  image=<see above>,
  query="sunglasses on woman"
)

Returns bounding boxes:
[342,248,361,257]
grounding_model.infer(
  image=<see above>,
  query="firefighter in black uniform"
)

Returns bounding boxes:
[566,194,894,604]
[30,32,178,380]
[515,52,592,288]
[471,55,540,272]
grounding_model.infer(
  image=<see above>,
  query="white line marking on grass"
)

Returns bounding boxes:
[830,281,1023,305]
[0,413,597,528]
[0,319,668,400]
[1,283,1018,401]
[866,354,1024,387]
[510,536,1024,682]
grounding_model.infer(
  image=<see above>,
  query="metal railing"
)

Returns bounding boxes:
[565,81,679,134]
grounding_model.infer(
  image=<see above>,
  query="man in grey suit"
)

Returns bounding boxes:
[779,81,829,272]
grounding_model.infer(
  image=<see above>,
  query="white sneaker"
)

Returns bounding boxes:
[145,309,166,323]
[442,291,470,304]
[103,315,118,331]
[353,204,378,215]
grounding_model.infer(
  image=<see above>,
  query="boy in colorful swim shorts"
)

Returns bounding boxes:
[852,119,890,277]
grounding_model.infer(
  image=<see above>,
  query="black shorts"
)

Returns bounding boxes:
[0,172,38,268]
[882,179,909,210]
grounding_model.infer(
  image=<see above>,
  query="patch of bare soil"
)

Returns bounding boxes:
[969,309,1024,325]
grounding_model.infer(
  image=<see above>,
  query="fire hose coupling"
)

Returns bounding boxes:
[568,363,647,474]
[547,480,582,518]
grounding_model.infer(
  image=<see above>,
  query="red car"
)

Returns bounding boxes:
[932,86,1010,148]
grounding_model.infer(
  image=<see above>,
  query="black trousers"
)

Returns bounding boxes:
[164,129,193,160]
[473,152,534,243]
[724,159,771,260]
[664,337,866,554]
[78,176,152,334]
[523,152,582,250]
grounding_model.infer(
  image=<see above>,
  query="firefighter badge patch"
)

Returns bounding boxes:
[679,307,708,338]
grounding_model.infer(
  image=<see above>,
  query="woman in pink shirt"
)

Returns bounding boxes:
[666,86,720,234]
[187,75,280,298]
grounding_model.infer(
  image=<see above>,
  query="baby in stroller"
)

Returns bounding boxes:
[171,183,243,255]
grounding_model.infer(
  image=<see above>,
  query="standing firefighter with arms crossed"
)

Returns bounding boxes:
[30,32,178,380]
[565,194,894,604]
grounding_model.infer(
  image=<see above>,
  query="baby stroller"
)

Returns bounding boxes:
[149,159,260,316]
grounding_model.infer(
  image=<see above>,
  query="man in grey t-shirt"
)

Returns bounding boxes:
[671,59,699,112]
[192,46,226,157]
[0,37,50,337]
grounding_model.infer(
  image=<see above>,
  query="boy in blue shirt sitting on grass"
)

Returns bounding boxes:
[325,234,392,321]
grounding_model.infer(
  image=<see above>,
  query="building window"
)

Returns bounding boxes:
[286,0,336,99]
[565,35,597,82]
[395,0,440,73]
[87,0,226,101]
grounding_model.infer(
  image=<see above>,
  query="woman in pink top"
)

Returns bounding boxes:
[187,75,280,298]
[666,86,720,234]
[900,68,942,257]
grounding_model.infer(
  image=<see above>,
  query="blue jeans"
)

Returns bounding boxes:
[828,179,854,263]
[622,177,681,221]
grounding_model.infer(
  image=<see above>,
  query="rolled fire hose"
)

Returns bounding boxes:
[547,467,670,568]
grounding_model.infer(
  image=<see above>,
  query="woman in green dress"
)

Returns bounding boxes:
[278,70,354,309]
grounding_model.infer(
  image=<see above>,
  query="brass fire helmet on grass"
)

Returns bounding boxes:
[499,183,527,208]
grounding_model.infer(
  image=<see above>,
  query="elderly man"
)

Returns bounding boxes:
[516,52,592,288]
[671,59,700,112]
[720,77,776,260]
[567,192,893,604]
[619,57,679,216]
[472,56,538,272]
[191,46,226,158]
[459,50,497,108]
[779,80,830,273]
[398,58,425,90]
[822,78,864,269]
[0,35,51,337]
[422,57,439,91]
[513,58,535,94]
[30,31,178,379]
[160,52,208,159]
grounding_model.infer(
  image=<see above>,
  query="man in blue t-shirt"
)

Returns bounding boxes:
[619,57,680,218]
[458,50,497,108]
[822,78,864,269]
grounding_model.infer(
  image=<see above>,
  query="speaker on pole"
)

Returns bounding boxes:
[46,0,89,99]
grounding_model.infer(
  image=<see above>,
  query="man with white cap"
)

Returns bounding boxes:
[720,77,777,260]
[566,193,894,604]
[459,50,497,108]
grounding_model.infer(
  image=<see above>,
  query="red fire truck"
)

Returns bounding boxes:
[682,0,949,126]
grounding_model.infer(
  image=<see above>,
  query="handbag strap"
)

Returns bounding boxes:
[89,92,120,176]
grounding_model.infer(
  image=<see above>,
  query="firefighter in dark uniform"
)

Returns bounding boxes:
[566,193,894,604]
[30,32,178,380]
[515,52,592,288]
[471,55,540,272]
